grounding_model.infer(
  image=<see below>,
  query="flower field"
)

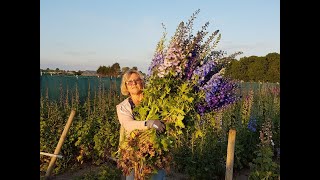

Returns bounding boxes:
[40,79,280,179]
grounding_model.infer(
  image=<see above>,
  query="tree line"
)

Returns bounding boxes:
[41,52,280,82]
[224,52,280,83]
[40,68,83,75]
[97,52,280,82]
[96,63,141,77]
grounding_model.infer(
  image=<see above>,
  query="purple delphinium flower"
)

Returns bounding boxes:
[183,55,195,80]
[157,42,185,78]
[147,52,165,77]
[192,60,216,85]
[247,118,257,132]
[198,74,239,113]
[183,47,201,80]
[196,103,206,116]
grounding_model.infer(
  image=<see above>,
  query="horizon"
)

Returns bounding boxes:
[40,52,280,73]
[40,0,280,74]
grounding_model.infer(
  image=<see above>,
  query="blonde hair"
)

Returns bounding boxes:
[120,69,145,96]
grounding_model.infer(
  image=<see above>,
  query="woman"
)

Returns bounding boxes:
[116,69,166,180]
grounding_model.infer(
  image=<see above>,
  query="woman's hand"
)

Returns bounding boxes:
[146,120,165,133]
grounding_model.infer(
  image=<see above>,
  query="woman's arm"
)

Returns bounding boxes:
[116,102,148,134]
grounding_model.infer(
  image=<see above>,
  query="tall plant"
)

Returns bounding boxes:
[249,118,279,179]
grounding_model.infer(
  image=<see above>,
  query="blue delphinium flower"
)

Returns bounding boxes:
[184,49,200,80]
[147,52,165,77]
[206,79,237,110]
[195,73,239,114]
[248,118,257,132]
[196,103,206,116]
[192,60,216,85]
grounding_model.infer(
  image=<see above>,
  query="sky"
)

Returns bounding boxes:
[40,0,280,74]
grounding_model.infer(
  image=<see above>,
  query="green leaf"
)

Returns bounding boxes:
[161,138,169,151]
[179,82,188,93]
[195,129,204,138]
[173,107,185,115]
[138,107,149,120]
[175,114,185,128]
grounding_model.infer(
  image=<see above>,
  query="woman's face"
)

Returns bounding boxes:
[126,73,143,95]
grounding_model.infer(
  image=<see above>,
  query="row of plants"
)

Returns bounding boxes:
[40,80,280,179]
[40,80,123,177]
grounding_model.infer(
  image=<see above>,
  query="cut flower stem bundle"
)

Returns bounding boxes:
[116,9,242,179]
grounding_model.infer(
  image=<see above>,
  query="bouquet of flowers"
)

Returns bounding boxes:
[117,9,241,179]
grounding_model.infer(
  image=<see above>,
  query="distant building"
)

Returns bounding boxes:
[81,70,98,76]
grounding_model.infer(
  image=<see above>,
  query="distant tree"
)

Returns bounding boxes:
[111,63,121,77]
[96,63,122,77]
[266,52,280,61]
[97,65,108,76]
[132,66,138,71]
[238,57,254,81]
[97,66,102,75]
[266,53,280,82]
[247,57,267,82]
[225,59,242,80]
[224,53,280,82]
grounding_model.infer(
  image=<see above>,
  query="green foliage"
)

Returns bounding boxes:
[248,116,279,180]
[249,145,279,180]
[225,53,280,83]
[117,73,198,179]
[97,63,121,77]
[233,127,260,170]
[40,75,280,179]
[173,127,227,179]
[40,80,124,176]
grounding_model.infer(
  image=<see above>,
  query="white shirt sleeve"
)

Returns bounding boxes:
[116,98,148,135]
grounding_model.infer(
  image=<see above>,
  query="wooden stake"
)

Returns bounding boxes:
[40,152,63,158]
[225,129,236,180]
[45,109,76,179]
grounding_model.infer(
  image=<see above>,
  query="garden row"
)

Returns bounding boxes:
[40,81,280,179]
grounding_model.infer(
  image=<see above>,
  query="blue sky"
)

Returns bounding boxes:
[40,0,280,73]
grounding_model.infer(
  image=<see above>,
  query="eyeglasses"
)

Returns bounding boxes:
[126,78,142,86]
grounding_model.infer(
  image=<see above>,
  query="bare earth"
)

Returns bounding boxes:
[47,164,250,180]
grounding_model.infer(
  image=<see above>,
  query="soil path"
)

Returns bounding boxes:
[48,165,250,180]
